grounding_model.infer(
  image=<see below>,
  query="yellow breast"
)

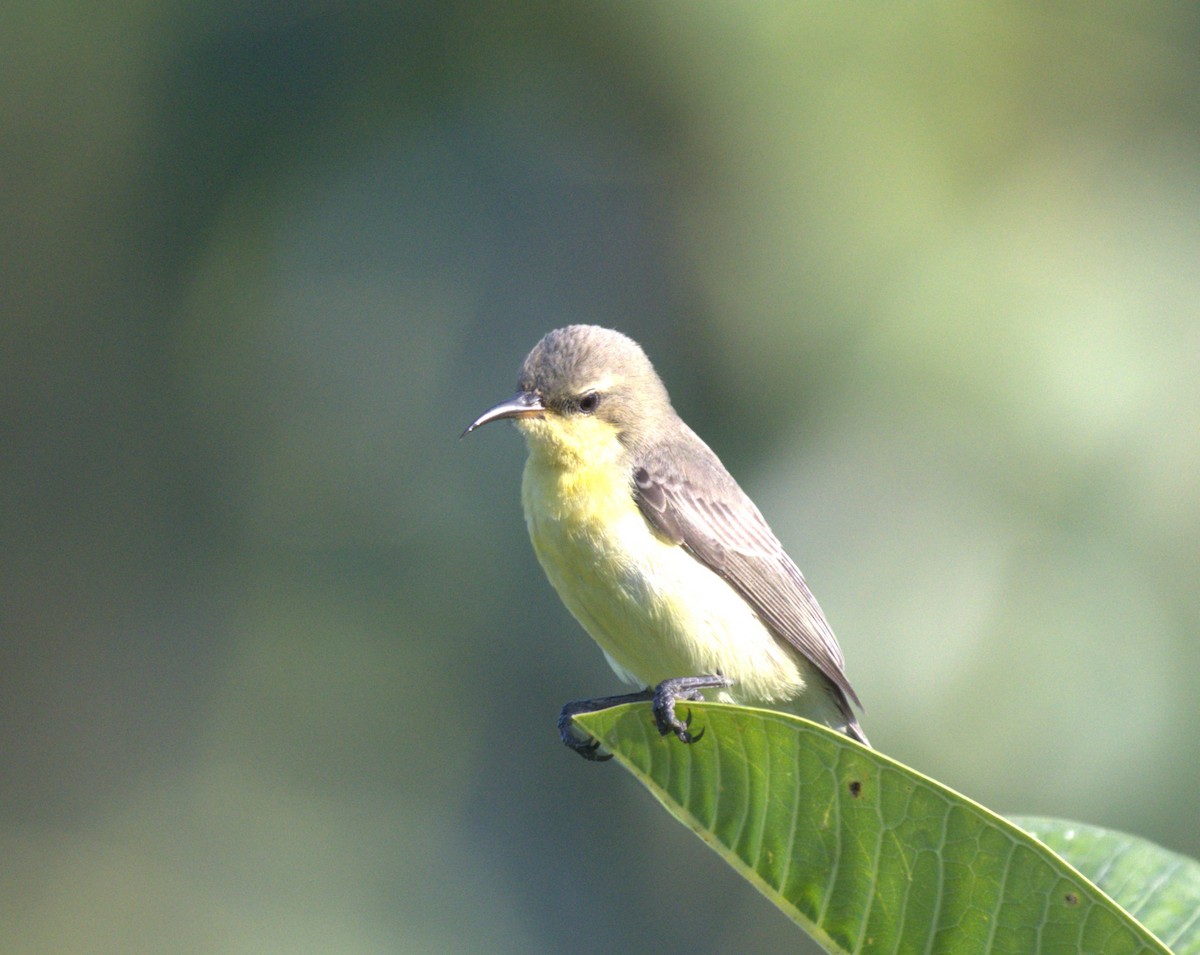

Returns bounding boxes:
[518,424,806,703]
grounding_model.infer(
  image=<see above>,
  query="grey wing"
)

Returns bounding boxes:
[633,438,862,712]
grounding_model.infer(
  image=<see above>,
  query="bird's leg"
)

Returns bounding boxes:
[558,690,654,761]
[652,675,733,744]
[558,675,733,758]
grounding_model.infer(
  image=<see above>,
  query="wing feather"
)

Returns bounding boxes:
[633,432,861,713]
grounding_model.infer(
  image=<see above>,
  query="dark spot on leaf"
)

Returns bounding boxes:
[1064,892,1079,906]
[848,780,862,798]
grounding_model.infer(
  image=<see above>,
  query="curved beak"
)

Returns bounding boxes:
[461,391,544,437]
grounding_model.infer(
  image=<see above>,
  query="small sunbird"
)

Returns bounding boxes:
[465,326,867,759]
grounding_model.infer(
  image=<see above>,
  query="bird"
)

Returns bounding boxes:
[464,325,866,759]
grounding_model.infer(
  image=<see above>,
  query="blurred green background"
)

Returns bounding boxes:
[4,3,1199,952]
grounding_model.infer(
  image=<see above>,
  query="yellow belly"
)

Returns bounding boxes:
[520,451,806,704]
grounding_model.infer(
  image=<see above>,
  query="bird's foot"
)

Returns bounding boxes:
[651,675,733,744]
[557,690,654,761]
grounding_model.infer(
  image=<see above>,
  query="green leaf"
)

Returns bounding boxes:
[1013,817,1200,955]
[573,702,1172,955]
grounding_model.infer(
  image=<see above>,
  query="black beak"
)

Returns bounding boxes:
[461,391,544,437]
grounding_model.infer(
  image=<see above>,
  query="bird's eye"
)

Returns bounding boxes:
[577,391,601,414]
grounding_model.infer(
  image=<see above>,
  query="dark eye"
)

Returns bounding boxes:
[577,391,601,414]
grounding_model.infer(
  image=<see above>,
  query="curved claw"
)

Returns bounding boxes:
[666,707,699,743]
[652,698,694,743]
[650,674,733,746]
[559,720,613,761]
[572,738,613,762]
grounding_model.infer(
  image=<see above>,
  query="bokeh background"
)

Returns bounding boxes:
[4,3,1199,952]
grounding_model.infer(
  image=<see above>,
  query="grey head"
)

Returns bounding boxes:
[465,326,676,449]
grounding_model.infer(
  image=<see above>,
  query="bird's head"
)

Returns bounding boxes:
[464,325,674,464]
